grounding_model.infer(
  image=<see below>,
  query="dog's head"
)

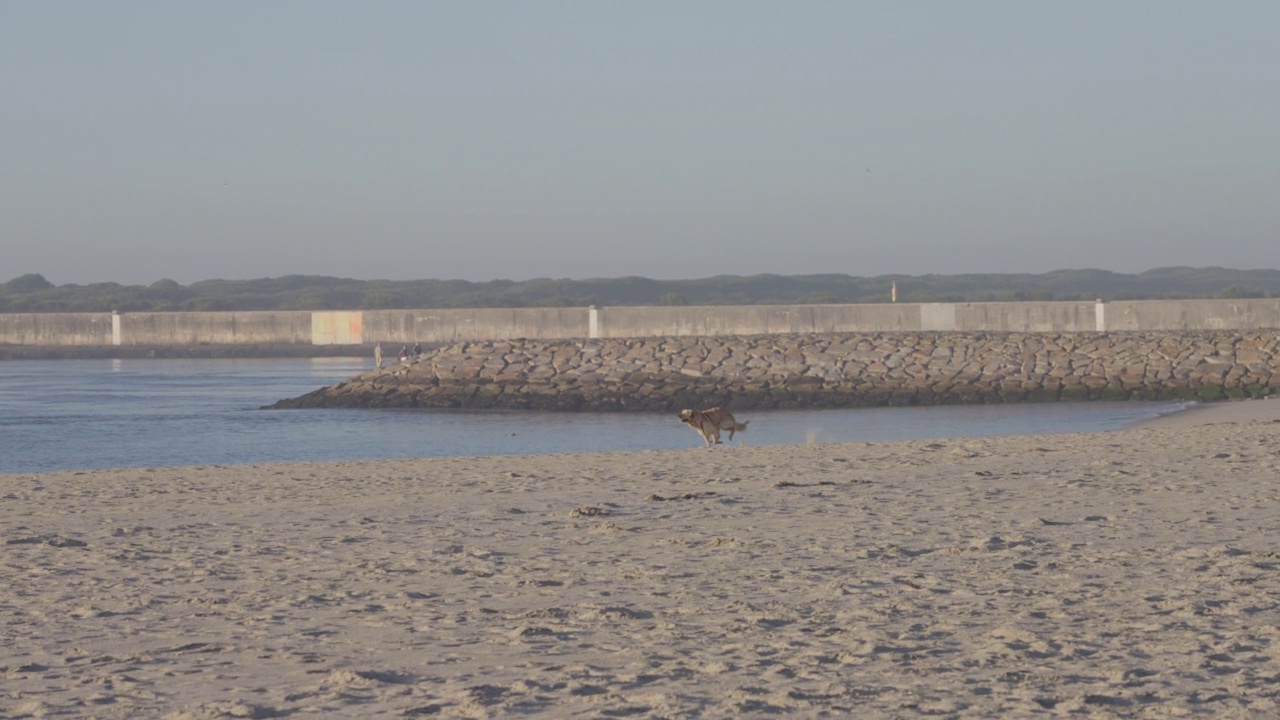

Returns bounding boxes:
[678,409,696,424]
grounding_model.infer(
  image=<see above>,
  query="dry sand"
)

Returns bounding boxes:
[4,400,1280,718]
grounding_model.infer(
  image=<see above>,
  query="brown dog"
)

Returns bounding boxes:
[678,407,749,447]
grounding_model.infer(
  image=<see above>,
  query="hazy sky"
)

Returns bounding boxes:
[3,1,1278,285]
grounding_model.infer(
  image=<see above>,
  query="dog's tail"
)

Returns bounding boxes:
[734,420,749,432]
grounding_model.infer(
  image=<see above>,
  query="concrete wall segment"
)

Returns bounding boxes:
[117,312,312,345]
[1105,299,1280,332]
[953,302,1096,332]
[361,308,591,345]
[0,313,112,345]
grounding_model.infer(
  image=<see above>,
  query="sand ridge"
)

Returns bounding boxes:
[3,402,1280,717]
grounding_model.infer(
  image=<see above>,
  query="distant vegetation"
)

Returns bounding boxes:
[2,268,1278,313]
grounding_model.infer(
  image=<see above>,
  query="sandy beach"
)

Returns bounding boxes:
[4,400,1280,718]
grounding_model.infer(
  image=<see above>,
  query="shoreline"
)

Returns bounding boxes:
[1133,395,1280,428]
[5,400,1280,716]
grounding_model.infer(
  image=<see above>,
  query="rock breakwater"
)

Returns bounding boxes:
[268,331,1280,411]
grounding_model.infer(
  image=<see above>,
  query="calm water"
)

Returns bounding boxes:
[0,358,1193,474]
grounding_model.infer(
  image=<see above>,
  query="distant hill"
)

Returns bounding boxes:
[2,268,1277,313]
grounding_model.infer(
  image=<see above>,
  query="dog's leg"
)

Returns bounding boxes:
[728,421,747,442]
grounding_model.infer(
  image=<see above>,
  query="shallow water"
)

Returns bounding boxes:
[0,358,1192,473]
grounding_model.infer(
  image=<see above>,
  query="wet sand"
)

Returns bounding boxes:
[3,400,1280,718]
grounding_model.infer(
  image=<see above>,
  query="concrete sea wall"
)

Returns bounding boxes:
[0,311,312,348]
[120,311,313,345]
[5,299,1280,349]
[271,331,1280,411]
[0,313,113,346]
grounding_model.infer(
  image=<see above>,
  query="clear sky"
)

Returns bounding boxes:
[3,1,1277,285]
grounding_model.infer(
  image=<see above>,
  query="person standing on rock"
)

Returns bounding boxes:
[412,342,422,357]
[398,345,409,363]
[374,342,383,370]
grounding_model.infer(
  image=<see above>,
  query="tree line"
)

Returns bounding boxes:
[2,267,1277,313]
